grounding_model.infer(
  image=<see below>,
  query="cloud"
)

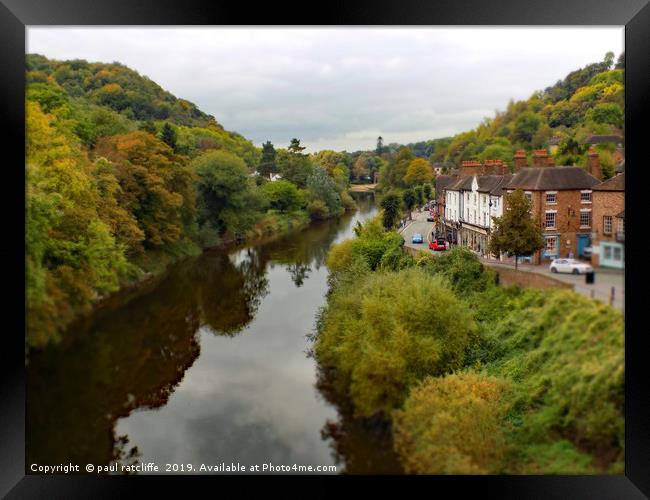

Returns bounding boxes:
[27,27,624,152]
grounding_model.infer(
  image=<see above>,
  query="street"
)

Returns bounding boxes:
[399,208,624,311]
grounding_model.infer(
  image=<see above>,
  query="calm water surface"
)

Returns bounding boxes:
[27,193,400,474]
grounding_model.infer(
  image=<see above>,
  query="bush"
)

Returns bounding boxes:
[307,199,330,221]
[315,267,476,418]
[393,372,510,474]
[418,246,494,295]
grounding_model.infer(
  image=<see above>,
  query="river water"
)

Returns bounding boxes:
[26,192,401,475]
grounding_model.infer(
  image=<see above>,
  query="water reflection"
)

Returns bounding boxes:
[27,192,379,473]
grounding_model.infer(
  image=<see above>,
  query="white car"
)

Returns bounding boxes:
[549,258,593,275]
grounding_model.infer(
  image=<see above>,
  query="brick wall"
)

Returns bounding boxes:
[484,264,574,290]
[591,190,624,266]
[504,188,594,263]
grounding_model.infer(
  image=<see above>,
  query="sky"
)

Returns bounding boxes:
[27,27,623,152]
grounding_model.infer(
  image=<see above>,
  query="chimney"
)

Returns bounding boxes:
[513,150,527,171]
[460,160,482,177]
[532,149,550,167]
[587,147,602,180]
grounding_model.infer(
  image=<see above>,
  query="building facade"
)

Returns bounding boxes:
[591,172,625,269]
[504,149,602,264]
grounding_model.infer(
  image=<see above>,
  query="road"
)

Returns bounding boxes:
[399,208,624,310]
[400,209,435,252]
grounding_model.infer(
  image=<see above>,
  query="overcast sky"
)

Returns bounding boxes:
[27,27,623,152]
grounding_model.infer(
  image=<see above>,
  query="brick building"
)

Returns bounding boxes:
[504,148,602,264]
[591,172,625,269]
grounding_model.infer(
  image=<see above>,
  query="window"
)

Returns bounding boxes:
[581,191,592,203]
[613,247,622,261]
[525,192,532,202]
[545,236,558,254]
[618,218,625,234]
[545,211,556,229]
[603,215,613,235]
[580,210,591,228]
[604,245,612,259]
[545,192,557,204]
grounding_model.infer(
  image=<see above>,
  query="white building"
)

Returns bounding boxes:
[444,174,512,255]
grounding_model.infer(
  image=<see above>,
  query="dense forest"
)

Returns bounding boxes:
[25,54,357,351]
[315,218,623,474]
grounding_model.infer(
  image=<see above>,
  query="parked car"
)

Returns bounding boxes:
[549,258,593,274]
[426,213,435,222]
[411,233,424,244]
[429,238,448,251]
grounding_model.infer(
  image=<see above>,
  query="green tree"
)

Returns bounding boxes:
[402,189,417,220]
[376,136,384,155]
[380,193,402,230]
[258,140,277,178]
[488,189,544,270]
[306,165,343,218]
[513,112,542,144]
[160,122,178,152]
[422,183,432,201]
[261,179,303,213]
[413,185,424,207]
[288,138,306,155]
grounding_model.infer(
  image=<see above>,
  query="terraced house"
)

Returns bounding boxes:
[591,172,625,269]
[441,160,511,253]
[504,148,602,264]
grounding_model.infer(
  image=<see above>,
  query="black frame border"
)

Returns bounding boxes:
[2,0,649,497]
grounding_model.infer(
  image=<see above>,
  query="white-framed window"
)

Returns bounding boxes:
[545,211,556,229]
[545,191,557,204]
[524,191,533,203]
[603,215,613,235]
[580,190,592,203]
[580,209,592,228]
[618,218,624,234]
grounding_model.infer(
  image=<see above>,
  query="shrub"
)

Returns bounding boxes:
[315,267,476,418]
[393,372,510,474]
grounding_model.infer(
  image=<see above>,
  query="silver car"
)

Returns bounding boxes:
[549,258,593,274]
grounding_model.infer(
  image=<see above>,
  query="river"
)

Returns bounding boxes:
[26,192,402,475]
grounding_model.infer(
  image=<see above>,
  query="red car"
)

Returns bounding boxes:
[429,238,448,251]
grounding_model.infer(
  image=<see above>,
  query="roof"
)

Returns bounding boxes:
[581,134,624,145]
[616,160,625,173]
[435,175,458,193]
[593,172,625,191]
[490,174,513,196]
[506,166,601,191]
[447,176,473,191]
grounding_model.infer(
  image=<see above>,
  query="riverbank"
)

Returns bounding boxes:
[314,221,624,474]
[26,204,360,357]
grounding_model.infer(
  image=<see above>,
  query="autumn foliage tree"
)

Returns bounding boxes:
[403,158,433,186]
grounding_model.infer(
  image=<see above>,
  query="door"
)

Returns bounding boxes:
[577,234,590,257]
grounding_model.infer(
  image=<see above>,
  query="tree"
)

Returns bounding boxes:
[288,138,306,155]
[307,165,343,217]
[422,183,432,202]
[190,150,265,237]
[413,185,424,207]
[376,136,384,155]
[402,189,417,220]
[258,140,277,177]
[277,148,313,188]
[380,193,402,230]
[404,158,434,186]
[261,179,303,213]
[513,112,542,144]
[160,122,178,152]
[488,189,544,270]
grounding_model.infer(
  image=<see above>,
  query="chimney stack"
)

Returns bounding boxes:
[460,160,482,177]
[514,150,527,171]
[532,149,550,167]
[587,147,602,180]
